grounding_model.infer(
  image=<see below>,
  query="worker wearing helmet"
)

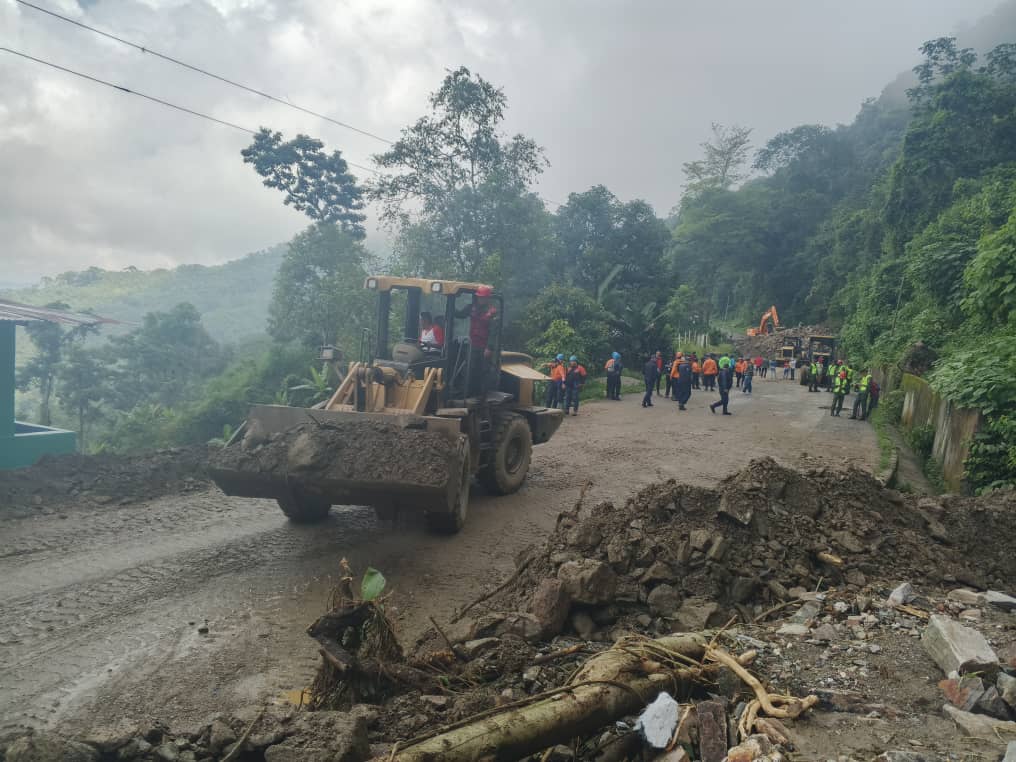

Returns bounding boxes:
[544,354,566,409]
[604,351,623,400]
[563,356,587,416]
[642,353,659,408]
[455,285,498,396]
[709,356,734,415]
[673,353,692,411]
[701,355,719,391]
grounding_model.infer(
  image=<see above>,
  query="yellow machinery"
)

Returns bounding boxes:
[210,277,563,533]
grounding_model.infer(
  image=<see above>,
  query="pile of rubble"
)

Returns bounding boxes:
[733,324,834,360]
[0,446,209,518]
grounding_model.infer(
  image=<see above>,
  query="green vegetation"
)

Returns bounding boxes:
[869,405,896,473]
[9,40,1016,486]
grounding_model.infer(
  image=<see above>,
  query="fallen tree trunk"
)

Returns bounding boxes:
[388,632,715,762]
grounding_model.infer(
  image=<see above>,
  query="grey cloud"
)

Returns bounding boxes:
[0,0,1005,279]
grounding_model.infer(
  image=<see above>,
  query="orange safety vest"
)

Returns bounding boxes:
[550,364,566,382]
[692,361,701,374]
[670,359,681,378]
[702,358,718,376]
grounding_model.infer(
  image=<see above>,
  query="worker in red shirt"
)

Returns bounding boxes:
[455,285,498,395]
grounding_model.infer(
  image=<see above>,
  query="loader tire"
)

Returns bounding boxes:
[426,438,471,535]
[479,413,532,496]
[277,493,331,523]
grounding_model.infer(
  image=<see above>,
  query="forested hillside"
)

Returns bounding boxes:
[3,246,284,343]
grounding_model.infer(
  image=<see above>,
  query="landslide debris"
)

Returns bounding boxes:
[0,446,209,518]
[733,324,835,359]
[210,419,458,489]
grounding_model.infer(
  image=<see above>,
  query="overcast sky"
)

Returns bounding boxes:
[1,0,1007,281]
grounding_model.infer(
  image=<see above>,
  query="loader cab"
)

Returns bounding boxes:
[365,276,503,405]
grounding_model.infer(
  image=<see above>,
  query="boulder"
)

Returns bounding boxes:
[976,686,1013,720]
[570,611,597,639]
[984,591,1016,612]
[671,597,719,632]
[81,720,138,752]
[942,704,1016,741]
[6,733,99,762]
[921,615,998,677]
[494,612,543,642]
[263,710,369,762]
[556,560,617,605]
[999,672,1016,711]
[938,675,986,712]
[947,589,982,605]
[647,584,682,618]
[208,719,237,753]
[529,578,571,638]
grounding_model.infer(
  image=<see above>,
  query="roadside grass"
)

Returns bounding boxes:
[870,405,895,472]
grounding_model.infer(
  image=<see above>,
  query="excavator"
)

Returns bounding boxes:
[746,305,779,336]
[209,276,563,534]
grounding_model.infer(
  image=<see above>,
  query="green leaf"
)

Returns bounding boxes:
[361,567,387,602]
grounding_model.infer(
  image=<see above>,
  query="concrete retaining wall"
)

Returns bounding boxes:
[897,373,980,494]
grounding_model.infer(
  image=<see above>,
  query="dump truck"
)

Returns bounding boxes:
[209,276,564,533]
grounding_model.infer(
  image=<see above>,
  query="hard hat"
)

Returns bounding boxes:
[556,353,565,361]
[612,351,620,360]
[569,355,578,362]
[475,285,493,297]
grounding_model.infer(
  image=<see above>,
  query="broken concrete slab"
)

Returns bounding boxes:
[941,704,1016,741]
[921,614,999,677]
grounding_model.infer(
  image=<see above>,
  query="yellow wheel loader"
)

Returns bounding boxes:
[209,277,564,533]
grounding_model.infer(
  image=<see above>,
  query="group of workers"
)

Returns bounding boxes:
[542,347,880,424]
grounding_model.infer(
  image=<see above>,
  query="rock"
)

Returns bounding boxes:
[984,591,1016,612]
[117,739,152,760]
[695,700,727,762]
[442,613,505,644]
[529,579,571,638]
[705,536,730,561]
[938,675,986,712]
[1004,741,1016,762]
[811,623,839,642]
[6,733,99,762]
[635,692,680,749]
[263,710,369,762]
[976,686,1012,720]
[1000,643,1016,670]
[647,584,682,617]
[790,600,821,624]
[718,493,753,525]
[571,611,597,639]
[726,735,779,762]
[942,704,1016,740]
[420,695,449,709]
[460,637,499,659]
[689,529,711,551]
[947,589,982,605]
[81,720,138,752]
[495,612,543,642]
[999,672,1016,710]
[922,615,999,677]
[208,719,237,753]
[651,748,689,762]
[888,582,915,606]
[845,569,867,587]
[830,530,864,554]
[672,597,719,631]
[556,560,617,605]
[640,560,675,584]
[153,742,180,762]
[959,608,981,621]
[777,623,808,637]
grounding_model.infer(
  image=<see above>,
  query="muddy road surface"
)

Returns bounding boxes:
[0,379,878,735]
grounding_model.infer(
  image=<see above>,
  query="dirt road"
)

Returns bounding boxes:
[0,379,878,735]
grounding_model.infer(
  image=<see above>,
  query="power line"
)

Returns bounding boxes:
[14,0,395,145]
[0,46,379,175]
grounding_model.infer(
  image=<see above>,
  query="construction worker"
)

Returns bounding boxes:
[850,370,873,421]
[673,354,692,410]
[691,355,702,390]
[544,354,566,409]
[654,351,664,396]
[702,354,718,391]
[710,356,734,415]
[642,353,659,408]
[831,368,848,416]
[734,357,744,388]
[808,359,820,392]
[456,285,498,395]
[663,353,674,398]
[604,352,623,400]
[563,356,587,416]
[742,358,754,394]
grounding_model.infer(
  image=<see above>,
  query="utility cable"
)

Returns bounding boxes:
[0,46,379,174]
[14,0,395,145]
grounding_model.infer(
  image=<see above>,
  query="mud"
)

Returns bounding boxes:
[0,380,881,743]
[211,419,458,489]
[0,446,208,519]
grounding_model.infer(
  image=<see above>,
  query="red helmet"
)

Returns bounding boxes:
[475,285,493,297]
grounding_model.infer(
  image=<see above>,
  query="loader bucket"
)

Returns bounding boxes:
[208,405,467,515]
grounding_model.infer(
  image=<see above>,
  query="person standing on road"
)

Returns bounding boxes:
[604,352,623,400]
[563,356,587,416]
[673,353,692,410]
[782,359,791,380]
[769,357,778,380]
[850,370,873,421]
[544,354,566,409]
[663,354,674,398]
[742,360,754,394]
[869,380,881,414]
[654,351,664,396]
[710,356,734,415]
[642,354,659,408]
[691,355,702,390]
[808,359,820,392]
[831,369,848,416]
[754,355,764,379]
[702,355,718,391]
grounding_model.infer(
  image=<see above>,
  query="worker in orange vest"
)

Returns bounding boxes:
[544,354,566,409]
[691,355,702,390]
[702,355,719,391]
